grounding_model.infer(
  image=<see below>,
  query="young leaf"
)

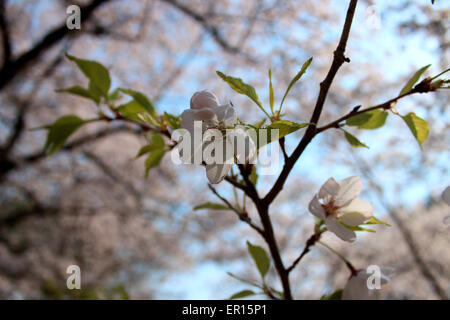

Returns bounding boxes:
[119,88,157,117]
[56,86,100,104]
[145,149,165,177]
[117,100,159,126]
[346,110,388,129]
[65,54,111,97]
[107,88,122,102]
[43,115,87,156]
[269,69,274,113]
[136,133,165,158]
[216,71,269,117]
[321,289,343,300]
[164,112,181,130]
[268,120,308,138]
[247,241,270,278]
[340,221,375,233]
[250,120,309,149]
[229,290,256,300]
[279,57,313,111]
[365,216,391,227]
[342,129,369,148]
[399,64,431,95]
[193,202,230,211]
[253,118,266,128]
[401,112,429,147]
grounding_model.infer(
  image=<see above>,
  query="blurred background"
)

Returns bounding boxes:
[0,0,448,299]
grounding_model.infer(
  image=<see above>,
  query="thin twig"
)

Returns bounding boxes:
[207,184,265,237]
[286,232,321,273]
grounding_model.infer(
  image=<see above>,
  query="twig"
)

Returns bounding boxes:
[317,241,357,276]
[286,232,321,273]
[207,184,265,237]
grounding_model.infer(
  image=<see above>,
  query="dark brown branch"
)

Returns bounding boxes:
[0,0,11,68]
[263,0,358,206]
[0,0,110,90]
[317,92,412,133]
[286,232,321,273]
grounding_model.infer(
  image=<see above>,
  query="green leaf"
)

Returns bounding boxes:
[247,241,270,278]
[269,69,274,113]
[340,221,375,233]
[253,118,266,128]
[280,57,313,111]
[229,290,256,300]
[399,64,431,95]
[346,110,388,129]
[401,112,429,147]
[136,133,165,158]
[342,129,369,149]
[164,112,181,130]
[56,86,100,104]
[145,149,165,177]
[65,53,111,97]
[321,289,343,300]
[117,100,159,126]
[119,88,157,118]
[365,216,391,227]
[43,115,87,156]
[268,120,308,138]
[193,202,230,211]
[249,120,309,149]
[107,88,122,102]
[216,71,269,117]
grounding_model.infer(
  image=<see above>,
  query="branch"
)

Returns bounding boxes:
[0,0,11,68]
[317,91,414,133]
[0,0,111,90]
[263,0,358,205]
[286,231,321,273]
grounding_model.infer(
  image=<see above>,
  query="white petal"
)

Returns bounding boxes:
[214,104,237,127]
[229,126,256,164]
[190,90,219,110]
[318,177,339,200]
[206,163,233,184]
[442,186,450,206]
[325,217,356,242]
[180,109,196,133]
[342,274,370,300]
[335,176,363,206]
[308,196,326,220]
[181,109,218,133]
[338,198,373,226]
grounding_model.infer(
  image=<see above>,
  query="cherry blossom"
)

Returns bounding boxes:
[308,176,373,242]
[180,90,255,184]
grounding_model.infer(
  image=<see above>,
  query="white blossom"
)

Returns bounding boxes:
[180,90,255,184]
[308,176,373,242]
